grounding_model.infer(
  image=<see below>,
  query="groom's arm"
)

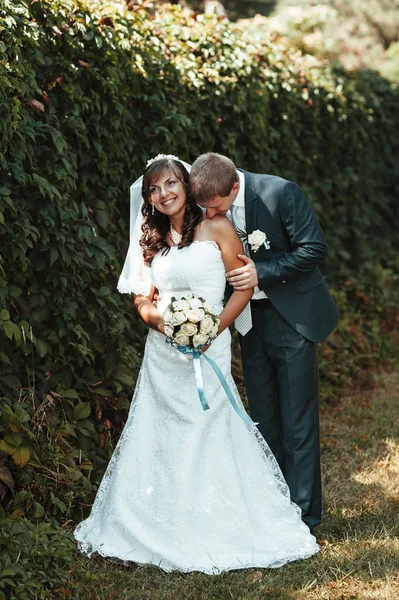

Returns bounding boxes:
[227,182,327,290]
[256,182,327,289]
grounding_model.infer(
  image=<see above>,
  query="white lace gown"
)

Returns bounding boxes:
[74,241,319,573]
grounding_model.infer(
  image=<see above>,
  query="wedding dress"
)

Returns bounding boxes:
[74,240,319,573]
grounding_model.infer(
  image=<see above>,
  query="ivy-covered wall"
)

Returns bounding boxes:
[0,0,398,525]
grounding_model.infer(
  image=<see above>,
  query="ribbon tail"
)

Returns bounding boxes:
[193,351,209,411]
[202,353,257,426]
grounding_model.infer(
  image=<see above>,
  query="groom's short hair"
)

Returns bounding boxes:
[190,153,239,203]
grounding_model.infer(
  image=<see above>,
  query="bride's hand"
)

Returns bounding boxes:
[152,288,160,306]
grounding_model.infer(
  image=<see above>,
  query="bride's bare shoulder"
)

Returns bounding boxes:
[198,215,234,236]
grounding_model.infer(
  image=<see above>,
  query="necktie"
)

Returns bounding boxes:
[229,206,252,336]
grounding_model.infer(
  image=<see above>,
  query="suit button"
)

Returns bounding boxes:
[282,280,286,284]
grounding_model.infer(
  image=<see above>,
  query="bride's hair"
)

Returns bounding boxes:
[140,158,203,266]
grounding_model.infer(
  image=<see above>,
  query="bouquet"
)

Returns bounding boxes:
[162,294,254,426]
[163,295,220,351]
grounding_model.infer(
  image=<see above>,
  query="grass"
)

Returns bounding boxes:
[52,367,399,600]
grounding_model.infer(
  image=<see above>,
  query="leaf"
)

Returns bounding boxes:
[72,402,91,420]
[0,568,21,578]
[92,387,112,398]
[33,502,44,518]
[50,130,66,153]
[0,352,11,365]
[3,321,21,341]
[76,419,96,434]
[90,335,104,353]
[62,389,79,399]
[14,405,30,423]
[79,460,93,470]
[35,338,48,357]
[65,466,83,482]
[0,440,18,455]
[11,447,30,468]
[0,376,21,390]
[4,433,22,447]
[50,492,67,513]
[95,209,109,228]
[114,367,134,387]
[98,286,111,297]
[50,247,59,265]
[0,452,14,495]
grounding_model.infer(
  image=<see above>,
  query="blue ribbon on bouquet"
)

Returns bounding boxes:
[166,339,256,426]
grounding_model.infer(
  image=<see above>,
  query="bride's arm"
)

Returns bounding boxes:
[211,217,253,334]
[133,284,165,334]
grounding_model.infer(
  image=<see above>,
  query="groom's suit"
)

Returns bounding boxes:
[233,169,339,530]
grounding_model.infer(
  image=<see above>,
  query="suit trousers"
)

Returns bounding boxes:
[239,304,321,530]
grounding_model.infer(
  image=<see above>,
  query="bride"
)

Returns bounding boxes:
[74,155,319,573]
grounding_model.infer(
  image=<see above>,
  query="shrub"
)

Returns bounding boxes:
[0,513,75,600]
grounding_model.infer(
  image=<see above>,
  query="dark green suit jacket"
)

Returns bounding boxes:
[239,169,339,343]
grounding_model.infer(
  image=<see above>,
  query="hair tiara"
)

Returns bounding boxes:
[146,154,180,168]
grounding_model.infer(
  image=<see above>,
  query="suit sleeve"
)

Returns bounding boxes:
[256,182,328,290]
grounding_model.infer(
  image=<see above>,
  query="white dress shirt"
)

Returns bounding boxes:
[229,171,267,300]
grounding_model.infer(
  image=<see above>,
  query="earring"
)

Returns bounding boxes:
[151,203,155,216]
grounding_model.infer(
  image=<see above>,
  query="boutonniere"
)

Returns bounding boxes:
[248,230,271,252]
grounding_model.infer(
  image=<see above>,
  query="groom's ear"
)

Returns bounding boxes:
[231,181,240,200]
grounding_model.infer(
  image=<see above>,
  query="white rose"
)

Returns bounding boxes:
[187,308,205,323]
[163,308,173,324]
[193,333,209,348]
[180,322,198,336]
[248,230,266,249]
[171,311,187,326]
[173,299,190,311]
[203,303,218,316]
[210,324,219,338]
[173,332,190,347]
[200,315,214,334]
[164,325,175,338]
[189,297,204,309]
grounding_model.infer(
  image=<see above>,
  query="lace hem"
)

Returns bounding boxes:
[74,531,319,574]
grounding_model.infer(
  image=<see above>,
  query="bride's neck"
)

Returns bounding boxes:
[169,216,183,234]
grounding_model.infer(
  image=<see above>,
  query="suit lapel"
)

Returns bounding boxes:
[240,169,258,259]
[240,169,276,260]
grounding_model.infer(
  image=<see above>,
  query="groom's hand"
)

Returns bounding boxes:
[226,254,258,290]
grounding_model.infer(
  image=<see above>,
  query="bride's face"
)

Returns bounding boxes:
[148,169,187,217]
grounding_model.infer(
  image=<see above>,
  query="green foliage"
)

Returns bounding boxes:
[0,0,398,575]
[319,269,398,401]
[0,513,75,599]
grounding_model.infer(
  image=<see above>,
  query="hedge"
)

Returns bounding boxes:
[0,0,398,536]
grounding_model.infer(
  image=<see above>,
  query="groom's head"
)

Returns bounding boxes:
[190,153,240,218]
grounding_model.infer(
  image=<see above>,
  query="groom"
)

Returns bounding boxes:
[190,153,339,533]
